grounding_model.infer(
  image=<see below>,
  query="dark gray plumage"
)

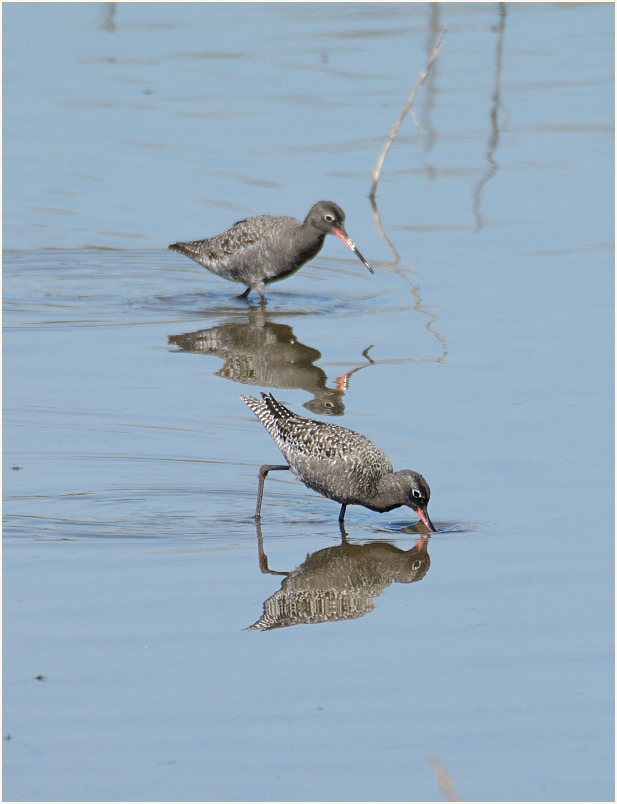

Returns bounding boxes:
[241,392,435,529]
[168,201,373,302]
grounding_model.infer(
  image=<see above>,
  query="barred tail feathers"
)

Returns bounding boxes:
[168,241,201,259]
[241,393,295,446]
[261,392,295,422]
[240,393,264,418]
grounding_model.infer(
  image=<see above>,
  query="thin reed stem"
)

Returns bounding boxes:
[370,30,446,200]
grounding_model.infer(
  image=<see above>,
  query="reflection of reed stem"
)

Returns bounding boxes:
[473,3,506,231]
[101,2,116,32]
[370,30,447,201]
[407,261,448,365]
[369,196,401,264]
[368,24,448,365]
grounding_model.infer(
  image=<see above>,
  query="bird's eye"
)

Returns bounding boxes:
[412,488,423,499]
[412,560,422,571]
[324,214,335,222]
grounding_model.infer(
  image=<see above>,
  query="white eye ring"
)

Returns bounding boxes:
[324,214,335,222]
[412,488,422,499]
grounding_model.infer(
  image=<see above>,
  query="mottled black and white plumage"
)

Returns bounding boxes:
[241,392,435,529]
[168,201,373,302]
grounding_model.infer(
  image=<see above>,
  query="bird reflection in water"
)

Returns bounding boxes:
[248,522,430,631]
[168,308,373,415]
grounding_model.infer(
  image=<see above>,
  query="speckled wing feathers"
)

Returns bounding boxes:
[200,216,287,260]
[170,215,297,278]
[241,393,393,502]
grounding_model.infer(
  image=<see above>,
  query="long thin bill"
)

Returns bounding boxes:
[334,229,374,274]
[416,507,437,533]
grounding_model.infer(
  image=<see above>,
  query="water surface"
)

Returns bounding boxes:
[3,3,614,802]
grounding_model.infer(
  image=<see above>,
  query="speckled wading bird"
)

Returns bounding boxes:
[241,392,436,530]
[168,201,373,301]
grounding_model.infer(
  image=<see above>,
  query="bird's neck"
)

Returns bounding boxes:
[296,228,326,261]
[368,472,409,513]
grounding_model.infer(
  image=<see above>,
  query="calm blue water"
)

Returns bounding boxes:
[3,3,614,802]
